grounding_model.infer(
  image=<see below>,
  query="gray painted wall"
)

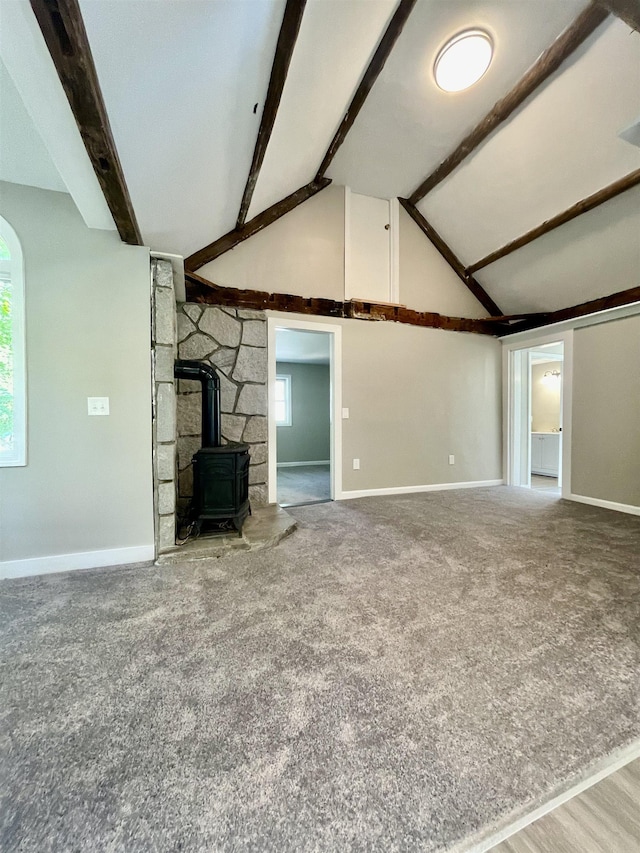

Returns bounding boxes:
[0,182,155,563]
[276,361,330,464]
[201,186,486,318]
[270,313,503,491]
[197,182,502,492]
[572,315,640,507]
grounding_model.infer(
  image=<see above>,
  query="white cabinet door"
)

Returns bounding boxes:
[530,435,542,472]
[541,434,560,475]
[531,434,559,476]
[346,191,396,303]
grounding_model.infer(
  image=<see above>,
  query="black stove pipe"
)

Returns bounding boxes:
[173,359,221,448]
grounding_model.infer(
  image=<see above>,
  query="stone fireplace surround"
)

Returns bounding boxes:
[176,303,268,514]
[151,259,268,555]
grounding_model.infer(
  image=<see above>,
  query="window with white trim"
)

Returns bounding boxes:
[275,374,292,426]
[0,217,26,467]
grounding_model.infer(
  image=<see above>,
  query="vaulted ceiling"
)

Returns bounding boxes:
[1,0,639,322]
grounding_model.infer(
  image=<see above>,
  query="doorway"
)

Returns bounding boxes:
[505,332,573,497]
[267,318,342,507]
[529,345,563,492]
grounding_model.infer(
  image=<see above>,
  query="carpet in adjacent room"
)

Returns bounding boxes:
[277,463,331,506]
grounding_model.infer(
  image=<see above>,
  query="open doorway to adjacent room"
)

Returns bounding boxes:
[268,319,342,508]
[529,346,563,493]
[506,337,571,497]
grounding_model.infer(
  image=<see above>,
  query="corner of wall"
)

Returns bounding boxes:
[151,258,178,554]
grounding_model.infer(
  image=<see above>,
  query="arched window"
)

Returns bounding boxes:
[0,216,26,466]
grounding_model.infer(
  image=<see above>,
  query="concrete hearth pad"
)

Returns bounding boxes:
[156,504,297,565]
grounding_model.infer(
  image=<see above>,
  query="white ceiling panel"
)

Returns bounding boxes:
[276,329,331,364]
[0,0,114,230]
[0,59,66,192]
[327,0,589,199]
[420,17,640,265]
[478,187,640,315]
[7,0,636,320]
[247,0,396,220]
[79,0,286,256]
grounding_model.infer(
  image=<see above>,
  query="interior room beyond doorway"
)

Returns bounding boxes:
[508,339,566,496]
[275,328,332,507]
[529,346,563,494]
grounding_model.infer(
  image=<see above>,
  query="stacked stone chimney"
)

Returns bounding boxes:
[176,304,268,516]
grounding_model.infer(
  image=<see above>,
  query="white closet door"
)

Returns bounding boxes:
[346,191,391,302]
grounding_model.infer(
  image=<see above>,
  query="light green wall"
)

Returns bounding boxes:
[572,315,640,507]
[0,182,154,563]
[276,361,330,464]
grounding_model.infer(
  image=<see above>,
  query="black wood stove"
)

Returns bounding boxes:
[174,359,250,534]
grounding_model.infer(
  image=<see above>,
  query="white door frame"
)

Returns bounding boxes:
[267,317,343,504]
[502,330,574,499]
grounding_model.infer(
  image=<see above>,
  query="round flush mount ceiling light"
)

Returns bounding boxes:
[434,29,493,93]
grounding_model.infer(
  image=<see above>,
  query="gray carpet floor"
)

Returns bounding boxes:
[1,487,639,853]
[277,464,331,506]
[492,757,640,852]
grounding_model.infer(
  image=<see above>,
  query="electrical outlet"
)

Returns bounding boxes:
[353,458,360,470]
[88,397,110,416]
[448,454,455,465]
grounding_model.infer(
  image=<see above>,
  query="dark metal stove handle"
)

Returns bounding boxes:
[173,359,221,448]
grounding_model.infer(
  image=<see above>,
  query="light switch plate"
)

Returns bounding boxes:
[353,458,360,470]
[88,397,109,416]
[342,408,350,419]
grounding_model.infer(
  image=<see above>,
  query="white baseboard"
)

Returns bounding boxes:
[339,479,504,500]
[568,493,640,516]
[277,460,330,468]
[0,544,155,580]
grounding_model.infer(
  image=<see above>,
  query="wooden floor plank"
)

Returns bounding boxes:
[621,759,640,785]
[562,793,636,850]
[491,758,640,853]
[593,771,640,829]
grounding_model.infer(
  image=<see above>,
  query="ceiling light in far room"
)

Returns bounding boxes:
[434,29,493,93]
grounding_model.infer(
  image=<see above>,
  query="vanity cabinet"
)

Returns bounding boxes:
[531,433,560,477]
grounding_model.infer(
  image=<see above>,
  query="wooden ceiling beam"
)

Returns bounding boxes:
[314,0,418,181]
[187,273,640,337]
[408,3,609,206]
[347,301,507,334]
[487,313,549,323]
[185,270,507,336]
[398,198,503,317]
[595,0,640,31]
[186,270,344,318]
[29,0,142,245]
[466,169,640,275]
[192,0,417,277]
[501,285,640,335]
[236,0,307,228]
[185,178,331,271]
